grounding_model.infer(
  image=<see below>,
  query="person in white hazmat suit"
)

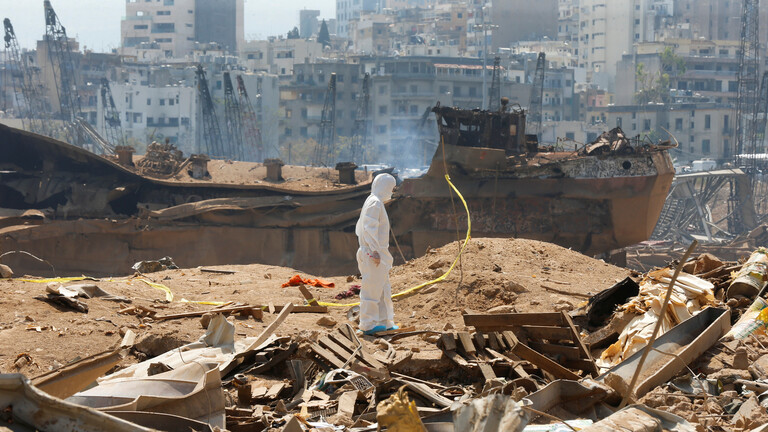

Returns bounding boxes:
[355,173,398,335]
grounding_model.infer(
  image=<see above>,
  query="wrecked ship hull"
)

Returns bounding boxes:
[393,146,674,258]
[0,121,673,276]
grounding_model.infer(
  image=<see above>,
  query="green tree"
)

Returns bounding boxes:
[287,27,300,39]
[634,47,686,104]
[318,20,331,47]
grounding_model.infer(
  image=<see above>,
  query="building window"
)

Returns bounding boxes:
[157,10,171,15]
[702,139,711,154]
[146,98,151,105]
[616,117,622,127]
[378,85,387,95]
[675,118,682,131]
[285,109,292,118]
[379,105,387,115]
[169,98,174,106]
[377,125,387,134]
[410,105,418,114]
[285,128,292,136]
[164,0,174,5]
[152,23,175,33]
[134,25,148,30]
[705,114,711,129]
[159,99,165,106]
[643,119,651,131]
[300,127,308,137]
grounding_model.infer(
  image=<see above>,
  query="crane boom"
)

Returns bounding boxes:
[223,72,244,160]
[352,73,370,163]
[313,73,337,166]
[488,56,501,111]
[4,18,48,135]
[196,64,225,158]
[100,78,123,148]
[236,74,263,161]
[528,52,546,143]
[44,0,83,132]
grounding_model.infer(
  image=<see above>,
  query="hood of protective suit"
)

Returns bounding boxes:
[371,173,396,201]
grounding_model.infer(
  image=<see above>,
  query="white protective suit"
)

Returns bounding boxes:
[355,173,397,331]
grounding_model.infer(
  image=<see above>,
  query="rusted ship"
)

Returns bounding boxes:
[0,106,674,275]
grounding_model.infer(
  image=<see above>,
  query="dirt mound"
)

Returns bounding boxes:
[387,237,631,329]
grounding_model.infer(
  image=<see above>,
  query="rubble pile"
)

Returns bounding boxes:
[2,238,768,431]
[136,140,185,177]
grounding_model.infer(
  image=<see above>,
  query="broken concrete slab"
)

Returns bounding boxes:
[0,264,13,279]
[453,394,531,432]
[580,404,696,432]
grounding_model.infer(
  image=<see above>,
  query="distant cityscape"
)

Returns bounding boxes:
[1,0,767,167]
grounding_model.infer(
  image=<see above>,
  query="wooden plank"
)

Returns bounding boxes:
[309,343,345,369]
[443,350,473,369]
[297,285,319,306]
[561,312,599,375]
[240,303,294,352]
[457,332,476,356]
[154,305,258,320]
[473,332,486,350]
[402,381,453,408]
[562,358,599,373]
[519,325,576,341]
[491,332,508,351]
[504,331,580,380]
[478,363,497,381]
[200,268,236,274]
[318,337,357,365]
[487,332,501,351]
[265,382,285,399]
[440,333,457,351]
[485,347,529,378]
[338,325,360,347]
[272,304,328,313]
[251,386,268,399]
[464,313,566,328]
[327,333,387,370]
[527,342,583,360]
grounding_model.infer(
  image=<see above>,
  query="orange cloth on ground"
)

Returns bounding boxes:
[281,274,335,288]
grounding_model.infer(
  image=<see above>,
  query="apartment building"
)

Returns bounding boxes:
[491,0,557,50]
[240,38,324,76]
[336,0,379,38]
[278,62,364,162]
[349,14,394,55]
[102,82,198,154]
[615,39,740,105]
[299,10,321,38]
[120,0,244,59]
[579,0,674,90]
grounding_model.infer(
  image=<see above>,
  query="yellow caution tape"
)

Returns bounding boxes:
[181,299,229,306]
[17,277,90,283]
[137,278,174,302]
[317,174,471,308]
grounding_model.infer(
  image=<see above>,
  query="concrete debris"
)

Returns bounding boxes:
[0,264,13,278]
[580,404,697,432]
[131,256,178,273]
[453,394,531,432]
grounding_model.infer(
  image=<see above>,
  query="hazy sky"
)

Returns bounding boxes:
[1,0,336,51]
